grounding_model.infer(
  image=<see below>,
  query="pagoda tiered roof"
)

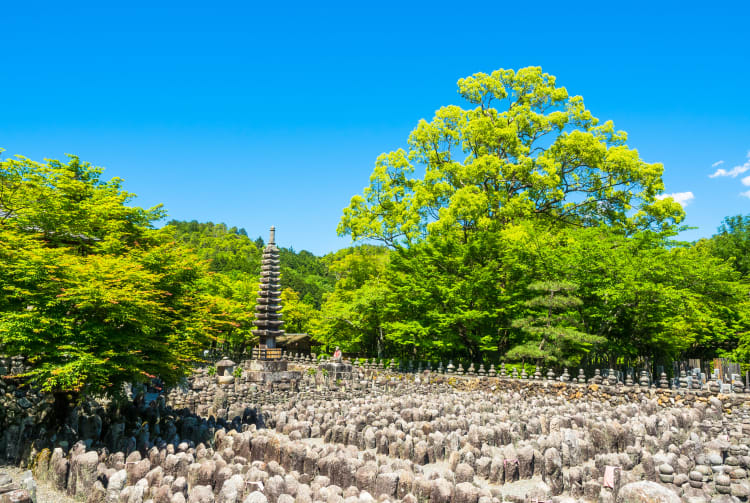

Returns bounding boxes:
[252,226,284,347]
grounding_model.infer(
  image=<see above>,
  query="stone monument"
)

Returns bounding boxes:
[215,357,236,385]
[252,226,284,350]
[318,346,353,381]
[245,226,301,387]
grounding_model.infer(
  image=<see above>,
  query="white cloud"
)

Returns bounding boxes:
[710,151,750,178]
[656,191,695,207]
[741,190,750,199]
[712,160,724,167]
[742,175,750,187]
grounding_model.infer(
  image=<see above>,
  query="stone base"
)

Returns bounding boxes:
[247,360,289,372]
[319,361,354,381]
[245,359,301,385]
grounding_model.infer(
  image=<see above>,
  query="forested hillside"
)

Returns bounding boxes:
[166,219,336,309]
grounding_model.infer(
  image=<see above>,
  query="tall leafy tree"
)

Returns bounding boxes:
[337,67,684,361]
[0,153,208,411]
[1,152,164,254]
[339,66,684,246]
[380,231,524,361]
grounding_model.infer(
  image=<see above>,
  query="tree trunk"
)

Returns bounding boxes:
[53,391,78,427]
[377,325,383,359]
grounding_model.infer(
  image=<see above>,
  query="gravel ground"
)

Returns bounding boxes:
[0,464,76,503]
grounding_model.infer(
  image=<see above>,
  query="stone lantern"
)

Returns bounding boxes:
[216,358,236,385]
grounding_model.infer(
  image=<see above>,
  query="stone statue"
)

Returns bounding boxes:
[332,347,343,363]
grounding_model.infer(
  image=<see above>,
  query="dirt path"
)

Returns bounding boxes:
[0,464,76,503]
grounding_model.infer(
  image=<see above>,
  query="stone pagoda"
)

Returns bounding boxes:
[252,226,284,352]
[245,226,300,388]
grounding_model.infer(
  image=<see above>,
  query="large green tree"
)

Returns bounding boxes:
[337,67,685,363]
[1,152,164,253]
[339,67,684,246]
[0,153,209,406]
[379,230,526,361]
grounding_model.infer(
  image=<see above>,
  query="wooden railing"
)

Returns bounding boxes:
[252,347,282,360]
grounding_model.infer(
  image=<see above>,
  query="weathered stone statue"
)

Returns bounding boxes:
[318,349,352,381]
[332,346,342,363]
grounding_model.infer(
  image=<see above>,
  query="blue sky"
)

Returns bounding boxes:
[2,1,749,255]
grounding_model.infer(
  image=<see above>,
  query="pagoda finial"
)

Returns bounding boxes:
[269,226,276,245]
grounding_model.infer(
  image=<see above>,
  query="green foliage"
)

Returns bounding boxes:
[558,228,747,365]
[3,72,749,401]
[0,153,208,397]
[279,249,334,309]
[168,220,262,274]
[168,220,335,308]
[0,153,165,254]
[166,219,338,357]
[507,281,603,366]
[378,230,526,361]
[709,214,750,278]
[339,66,684,247]
[334,68,749,369]
[190,270,258,360]
[281,288,319,334]
[311,246,390,355]
[705,215,750,365]
[495,362,536,376]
